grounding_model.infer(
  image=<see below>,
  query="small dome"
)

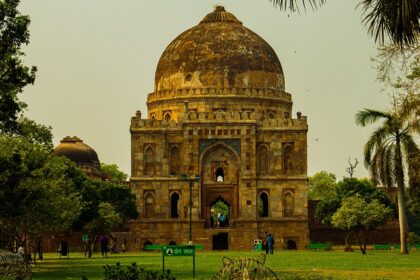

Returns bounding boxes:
[155,6,284,92]
[54,136,101,177]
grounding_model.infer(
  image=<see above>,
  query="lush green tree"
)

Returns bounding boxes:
[331,195,393,254]
[270,0,420,46]
[71,178,138,258]
[0,135,82,261]
[356,92,419,254]
[308,171,337,200]
[315,177,392,251]
[101,163,128,182]
[0,0,37,134]
[15,117,53,148]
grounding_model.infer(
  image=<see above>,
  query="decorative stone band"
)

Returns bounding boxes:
[146,87,292,104]
[130,111,307,130]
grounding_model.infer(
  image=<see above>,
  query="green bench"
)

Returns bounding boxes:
[308,243,330,250]
[373,244,391,250]
[375,244,420,250]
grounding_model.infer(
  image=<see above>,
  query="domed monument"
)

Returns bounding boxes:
[130,6,308,250]
[54,136,102,178]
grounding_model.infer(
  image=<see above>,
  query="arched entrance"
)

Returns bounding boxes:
[212,232,229,250]
[210,197,230,228]
[200,142,240,226]
[285,240,297,250]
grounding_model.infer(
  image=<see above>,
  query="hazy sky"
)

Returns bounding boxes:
[19,0,390,179]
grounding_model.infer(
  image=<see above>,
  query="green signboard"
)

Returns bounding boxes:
[162,245,195,256]
[144,244,203,278]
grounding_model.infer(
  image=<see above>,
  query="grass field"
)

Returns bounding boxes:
[31,250,420,280]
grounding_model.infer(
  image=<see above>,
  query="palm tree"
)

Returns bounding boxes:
[270,0,420,46]
[356,94,419,254]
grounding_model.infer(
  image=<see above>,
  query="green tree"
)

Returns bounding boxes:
[0,135,82,261]
[308,171,337,200]
[71,178,138,258]
[101,163,128,182]
[356,93,419,254]
[331,195,393,254]
[315,177,392,251]
[270,1,420,46]
[0,0,37,134]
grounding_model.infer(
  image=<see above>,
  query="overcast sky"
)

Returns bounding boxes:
[19,0,390,179]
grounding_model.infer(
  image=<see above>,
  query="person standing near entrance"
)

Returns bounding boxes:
[210,208,215,228]
[266,233,274,254]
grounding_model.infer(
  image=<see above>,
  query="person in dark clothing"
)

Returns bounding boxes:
[264,232,269,254]
[100,234,109,257]
[266,233,274,254]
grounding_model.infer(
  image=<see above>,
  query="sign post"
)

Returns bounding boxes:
[145,244,204,279]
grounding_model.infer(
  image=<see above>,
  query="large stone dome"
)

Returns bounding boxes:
[54,136,102,178]
[155,6,285,91]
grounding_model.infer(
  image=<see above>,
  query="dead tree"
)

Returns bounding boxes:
[346,158,359,178]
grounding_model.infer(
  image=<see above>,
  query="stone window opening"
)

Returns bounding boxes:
[144,193,155,219]
[257,145,269,176]
[144,146,156,176]
[284,112,289,119]
[283,192,294,217]
[283,144,293,174]
[150,113,156,120]
[164,112,172,121]
[170,146,180,176]
[258,192,269,217]
[216,167,224,182]
[169,240,177,245]
[170,192,180,218]
[267,112,275,119]
[185,74,192,82]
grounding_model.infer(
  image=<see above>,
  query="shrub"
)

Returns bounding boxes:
[0,250,31,280]
[277,272,334,280]
[82,262,175,280]
[409,232,420,247]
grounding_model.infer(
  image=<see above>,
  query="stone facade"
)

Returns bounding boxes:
[129,6,309,251]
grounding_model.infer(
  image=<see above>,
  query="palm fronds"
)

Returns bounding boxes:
[269,0,326,12]
[363,126,390,167]
[358,0,420,46]
[356,109,391,126]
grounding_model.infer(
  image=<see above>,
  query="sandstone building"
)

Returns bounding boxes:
[129,6,309,250]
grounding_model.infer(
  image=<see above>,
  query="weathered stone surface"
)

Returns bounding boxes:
[129,6,309,251]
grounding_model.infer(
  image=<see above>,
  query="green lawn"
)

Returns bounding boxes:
[32,250,420,280]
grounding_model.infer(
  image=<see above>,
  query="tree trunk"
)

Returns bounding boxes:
[86,234,98,258]
[395,138,409,254]
[344,232,353,252]
[354,232,366,255]
[36,239,43,261]
[362,230,368,255]
[396,184,409,253]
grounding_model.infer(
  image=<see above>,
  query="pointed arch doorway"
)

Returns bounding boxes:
[210,196,230,227]
[200,142,240,228]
